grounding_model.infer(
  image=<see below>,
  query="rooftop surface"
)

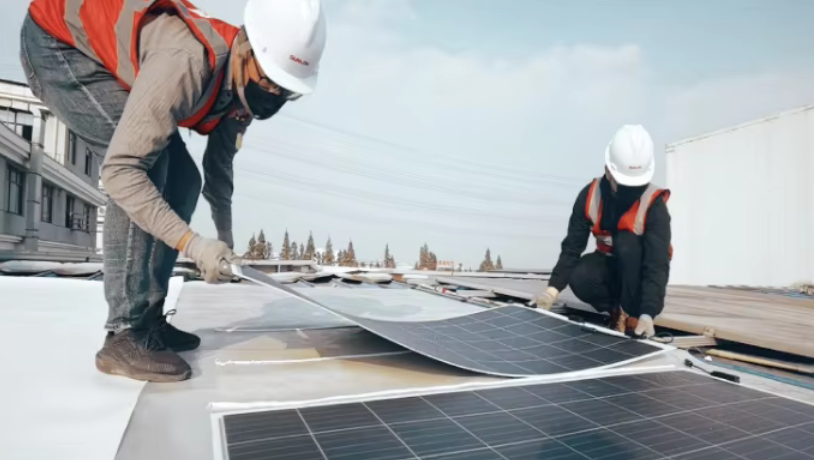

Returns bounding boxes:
[3,275,814,460]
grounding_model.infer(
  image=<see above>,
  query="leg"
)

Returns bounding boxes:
[568,251,616,313]
[147,132,201,313]
[612,231,644,317]
[20,13,169,331]
[20,14,189,381]
[144,134,203,351]
[608,231,644,333]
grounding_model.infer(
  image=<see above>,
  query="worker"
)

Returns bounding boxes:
[532,125,672,339]
[19,0,327,382]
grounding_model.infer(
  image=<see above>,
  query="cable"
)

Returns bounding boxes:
[241,139,572,207]
[684,348,741,383]
[232,191,563,240]
[238,168,564,224]
[270,114,586,185]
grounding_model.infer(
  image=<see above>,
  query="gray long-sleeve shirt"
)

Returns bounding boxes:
[99,12,250,250]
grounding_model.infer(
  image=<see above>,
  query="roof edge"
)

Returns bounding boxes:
[665,103,814,151]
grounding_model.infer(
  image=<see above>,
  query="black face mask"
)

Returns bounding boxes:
[243,79,287,120]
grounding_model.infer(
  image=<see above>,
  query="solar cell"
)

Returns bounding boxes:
[232,265,670,377]
[220,370,814,460]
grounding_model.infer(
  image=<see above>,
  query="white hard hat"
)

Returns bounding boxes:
[243,0,327,96]
[604,124,655,186]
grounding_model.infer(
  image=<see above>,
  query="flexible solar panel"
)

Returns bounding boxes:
[231,265,670,377]
[218,370,814,460]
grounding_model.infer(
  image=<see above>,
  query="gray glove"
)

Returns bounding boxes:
[182,233,239,284]
[634,314,656,338]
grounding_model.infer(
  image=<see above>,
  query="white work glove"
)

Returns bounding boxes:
[531,287,559,310]
[182,232,239,284]
[634,314,656,338]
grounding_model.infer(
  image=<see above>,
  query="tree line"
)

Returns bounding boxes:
[243,229,503,272]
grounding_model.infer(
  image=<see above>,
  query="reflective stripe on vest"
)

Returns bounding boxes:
[28,0,239,135]
[584,177,672,257]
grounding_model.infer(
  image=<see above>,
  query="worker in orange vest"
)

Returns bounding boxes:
[533,125,672,339]
[19,0,327,382]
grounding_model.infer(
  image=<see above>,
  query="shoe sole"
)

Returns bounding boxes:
[95,355,192,383]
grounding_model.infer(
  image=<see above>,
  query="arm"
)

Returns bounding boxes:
[547,183,593,292]
[202,117,249,249]
[99,46,210,249]
[639,196,672,318]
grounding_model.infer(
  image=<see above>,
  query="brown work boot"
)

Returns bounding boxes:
[155,309,201,352]
[608,307,628,333]
[95,327,192,382]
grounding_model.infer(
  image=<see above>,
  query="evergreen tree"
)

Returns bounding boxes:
[257,229,269,259]
[290,241,299,260]
[304,232,316,260]
[414,261,419,270]
[267,241,273,259]
[299,242,305,260]
[478,248,495,272]
[346,240,357,267]
[338,249,346,266]
[324,237,335,265]
[281,230,291,260]
[428,251,438,270]
[384,244,391,268]
[245,233,258,259]
[496,255,503,270]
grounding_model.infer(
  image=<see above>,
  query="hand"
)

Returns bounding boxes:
[182,232,239,284]
[532,287,559,310]
[634,314,655,338]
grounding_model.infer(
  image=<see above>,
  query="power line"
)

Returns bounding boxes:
[241,138,576,207]
[274,113,586,185]
[237,167,567,224]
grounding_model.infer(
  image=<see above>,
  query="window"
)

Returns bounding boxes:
[84,148,92,175]
[67,131,77,165]
[41,184,54,223]
[6,165,24,215]
[83,204,91,231]
[65,195,74,227]
[0,108,34,142]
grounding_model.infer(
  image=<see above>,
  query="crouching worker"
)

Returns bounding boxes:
[533,125,672,339]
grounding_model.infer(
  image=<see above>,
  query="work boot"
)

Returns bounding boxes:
[155,309,201,352]
[608,307,627,333]
[95,326,192,382]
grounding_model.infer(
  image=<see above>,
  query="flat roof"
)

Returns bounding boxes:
[5,276,814,460]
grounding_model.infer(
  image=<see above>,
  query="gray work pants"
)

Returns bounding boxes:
[19,14,202,331]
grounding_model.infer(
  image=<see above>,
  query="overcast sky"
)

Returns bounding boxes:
[2,0,814,268]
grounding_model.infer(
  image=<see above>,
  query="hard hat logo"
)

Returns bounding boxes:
[290,55,310,66]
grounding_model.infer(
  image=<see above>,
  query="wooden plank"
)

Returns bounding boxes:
[563,285,814,359]
[705,349,814,375]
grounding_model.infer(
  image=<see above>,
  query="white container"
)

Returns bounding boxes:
[665,104,814,287]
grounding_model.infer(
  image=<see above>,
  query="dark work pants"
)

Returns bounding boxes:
[569,231,643,317]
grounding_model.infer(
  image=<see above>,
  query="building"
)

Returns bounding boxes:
[666,103,814,287]
[0,79,106,262]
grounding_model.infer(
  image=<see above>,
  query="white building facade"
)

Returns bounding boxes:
[665,104,814,287]
[0,79,107,262]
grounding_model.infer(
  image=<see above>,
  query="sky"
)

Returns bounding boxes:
[1,0,814,269]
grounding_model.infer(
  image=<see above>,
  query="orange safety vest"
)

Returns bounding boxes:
[584,177,673,258]
[28,0,239,135]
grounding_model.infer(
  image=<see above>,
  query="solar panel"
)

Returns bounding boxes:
[219,370,814,460]
[232,265,669,377]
